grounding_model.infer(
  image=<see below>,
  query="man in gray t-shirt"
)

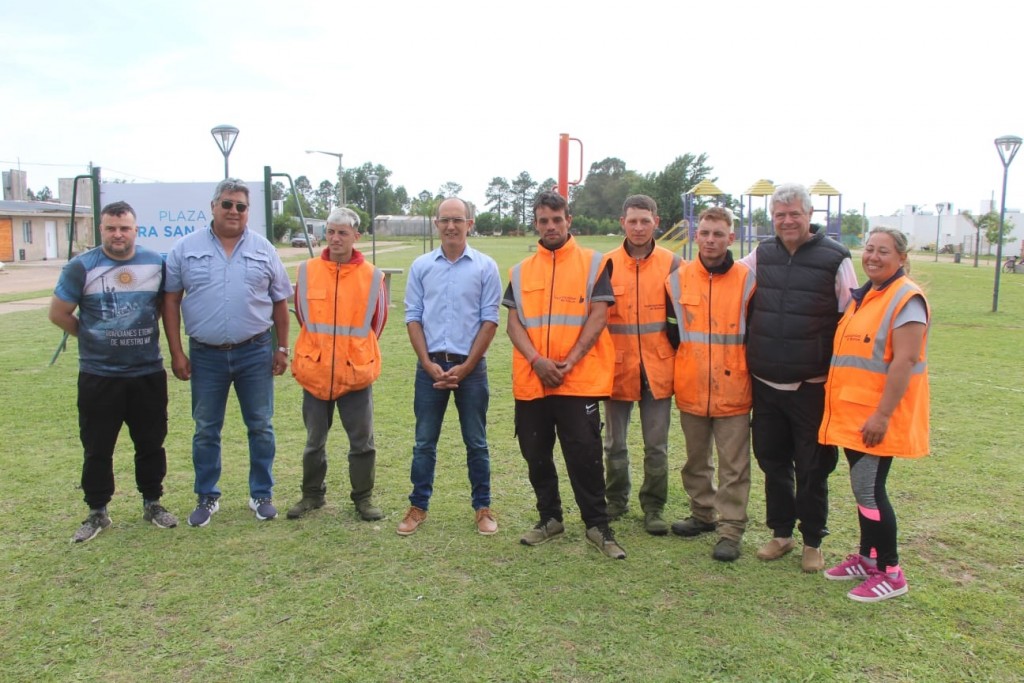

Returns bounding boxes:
[50,201,178,544]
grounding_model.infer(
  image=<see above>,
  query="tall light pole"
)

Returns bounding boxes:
[367,173,379,264]
[306,150,345,207]
[993,135,1022,312]
[934,203,944,262]
[210,125,239,179]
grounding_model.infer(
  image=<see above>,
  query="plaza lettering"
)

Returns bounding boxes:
[159,209,207,222]
[137,225,196,238]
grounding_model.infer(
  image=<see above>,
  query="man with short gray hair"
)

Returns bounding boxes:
[164,178,293,526]
[287,207,388,521]
[741,182,857,572]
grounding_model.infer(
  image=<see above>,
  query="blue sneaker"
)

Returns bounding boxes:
[249,497,277,521]
[187,497,219,527]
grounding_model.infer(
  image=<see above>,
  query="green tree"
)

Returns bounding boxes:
[571,157,644,221]
[36,186,54,201]
[983,213,1016,252]
[484,177,512,220]
[271,181,286,200]
[439,181,463,198]
[840,209,868,246]
[510,172,537,227]
[343,163,406,217]
[313,179,336,218]
[649,153,715,226]
[961,210,1000,267]
[272,213,298,241]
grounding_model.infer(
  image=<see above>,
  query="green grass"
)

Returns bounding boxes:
[0,288,51,304]
[1,236,1022,682]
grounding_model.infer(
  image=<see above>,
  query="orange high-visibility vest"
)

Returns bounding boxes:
[667,257,756,417]
[606,243,681,401]
[291,258,383,400]
[819,276,930,457]
[508,236,614,401]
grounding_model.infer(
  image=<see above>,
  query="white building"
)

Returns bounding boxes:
[870,202,1023,257]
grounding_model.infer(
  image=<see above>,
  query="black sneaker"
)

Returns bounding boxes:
[72,511,111,543]
[585,524,626,559]
[671,516,716,537]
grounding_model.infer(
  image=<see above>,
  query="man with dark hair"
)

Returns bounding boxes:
[50,201,178,542]
[398,197,501,536]
[164,179,293,526]
[504,191,625,559]
[603,194,680,535]
[741,183,858,572]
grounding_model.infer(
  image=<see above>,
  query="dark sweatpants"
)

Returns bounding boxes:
[514,396,609,528]
[751,379,838,547]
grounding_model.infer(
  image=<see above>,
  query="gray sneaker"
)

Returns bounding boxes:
[355,498,384,521]
[286,497,325,519]
[586,524,626,559]
[143,502,178,529]
[520,518,565,546]
[72,511,111,543]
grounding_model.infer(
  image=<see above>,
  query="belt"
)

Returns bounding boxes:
[429,352,468,364]
[192,331,267,351]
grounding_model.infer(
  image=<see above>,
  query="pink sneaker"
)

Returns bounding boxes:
[824,553,873,581]
[848,567,908,603]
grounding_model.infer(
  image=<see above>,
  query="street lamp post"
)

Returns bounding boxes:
[934,203,943,262]
[992,135,1022,313]
[306,150,345,207]
[367,173,379,264]
[210,125,239,178]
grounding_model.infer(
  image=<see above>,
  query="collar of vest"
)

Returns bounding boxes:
[539,234,581,260]
[698,249,734,275]
[851,268,906,306]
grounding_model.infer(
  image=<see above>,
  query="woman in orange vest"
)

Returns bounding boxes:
[819,227,930,603]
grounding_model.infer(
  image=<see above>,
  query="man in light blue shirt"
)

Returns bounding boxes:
[164,178,293,526]
[397,197,502,537]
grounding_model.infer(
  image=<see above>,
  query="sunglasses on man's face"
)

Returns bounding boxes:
[219,200,248,212]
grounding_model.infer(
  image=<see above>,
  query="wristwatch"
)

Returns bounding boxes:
[276,346,290,356]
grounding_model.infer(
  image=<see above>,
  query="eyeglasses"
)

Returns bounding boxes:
[219,200,249,212]
[435,217,468,226]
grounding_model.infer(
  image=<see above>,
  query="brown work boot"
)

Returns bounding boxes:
[756,537,796,561]
[396,506,427,536]
[802,545,825,572]
[475,508,498,535]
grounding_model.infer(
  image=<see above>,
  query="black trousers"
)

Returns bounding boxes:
[78,371,168,509]
[751,380,838,546]
[514,396,609,528]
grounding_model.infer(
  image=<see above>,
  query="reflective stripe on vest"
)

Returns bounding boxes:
[510,250,603,328]
[668,267,755,345]
[828,282,928,376]
[297,261,382,337]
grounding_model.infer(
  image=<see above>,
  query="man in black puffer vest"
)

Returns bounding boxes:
[741,183,858,573]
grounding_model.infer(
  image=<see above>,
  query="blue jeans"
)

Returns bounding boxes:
[409,359,491,510]
[189,332,276,499]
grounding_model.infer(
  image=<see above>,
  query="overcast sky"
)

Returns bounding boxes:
[2,0,1021,217]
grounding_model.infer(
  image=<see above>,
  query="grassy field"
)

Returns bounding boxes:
[0,236,1022,682]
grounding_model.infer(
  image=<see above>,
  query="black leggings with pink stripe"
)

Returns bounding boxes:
[846,449,897,569]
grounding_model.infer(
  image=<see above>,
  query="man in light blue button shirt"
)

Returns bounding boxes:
[163,178,293,527]
[396,197,502,537]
